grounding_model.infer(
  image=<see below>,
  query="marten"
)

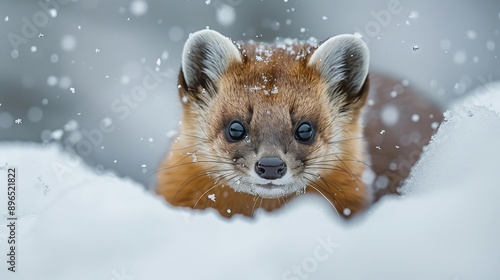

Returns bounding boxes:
[156,29,442,218]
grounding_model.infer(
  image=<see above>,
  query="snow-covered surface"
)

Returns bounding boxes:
[1,84,500,279]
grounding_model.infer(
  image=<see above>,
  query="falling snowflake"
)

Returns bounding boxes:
[181,95,188,103]
[208,194,216,202]
[49,8,57,18]
[130,0,148,16]
[15,118,22,124]
[69,87,76,93]
[161,50,169,60]
[343,208,351,216]
[50,129,64,140]
[408,11,419,20]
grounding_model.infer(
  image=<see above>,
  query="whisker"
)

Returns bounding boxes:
[250,195,260,217]
[172,169,233,203]
[168,143,204,151]
[303,176,340,220]
[177,133,211,142]
[305,171,349,206]
[194,109,215,142]
[305,162,358,180]
[258,196,264,212]
[156,160,234,173]
[326,135,368,145]
[193,184,220,210]
[193,173,236,210]
[303,172,346,207]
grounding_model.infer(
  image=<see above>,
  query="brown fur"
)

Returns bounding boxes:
[156,40,441,218]
[363,74,443,201]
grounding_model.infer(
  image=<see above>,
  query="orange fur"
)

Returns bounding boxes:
[156,32,441,218]
[157,41,370,218]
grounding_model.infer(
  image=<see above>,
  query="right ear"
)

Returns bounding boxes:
[307,34,369,104]
[180,29,242,92]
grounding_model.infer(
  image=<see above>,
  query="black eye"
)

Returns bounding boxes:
[227,121,247,142]
[295,122,314,143]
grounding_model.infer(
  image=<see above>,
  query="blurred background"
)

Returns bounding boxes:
[0,0,499,189]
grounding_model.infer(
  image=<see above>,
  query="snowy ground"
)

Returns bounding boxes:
[1,84,500,280]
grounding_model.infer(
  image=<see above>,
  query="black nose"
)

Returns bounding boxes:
[255,157,287,180]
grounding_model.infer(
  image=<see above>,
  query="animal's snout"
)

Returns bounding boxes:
[255,157,287,180]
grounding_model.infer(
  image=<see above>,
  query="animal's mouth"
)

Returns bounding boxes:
[229,176,301,198]
[247,182,293,199]
[255,182,280,188]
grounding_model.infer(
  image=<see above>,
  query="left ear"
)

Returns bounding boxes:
[308,34,369,102]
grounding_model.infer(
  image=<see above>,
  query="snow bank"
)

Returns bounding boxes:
[1,85,500,280]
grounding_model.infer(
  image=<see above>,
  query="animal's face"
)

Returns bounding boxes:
[177,30,369,199]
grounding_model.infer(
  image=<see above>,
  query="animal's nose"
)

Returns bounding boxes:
[255,157,287,180]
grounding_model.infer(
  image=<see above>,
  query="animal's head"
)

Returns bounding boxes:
[176,29,369,199]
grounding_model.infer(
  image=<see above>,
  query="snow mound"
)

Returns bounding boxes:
[1,86,500,279]
[452,81,500,113]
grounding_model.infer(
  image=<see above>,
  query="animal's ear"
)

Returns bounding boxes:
[180,29,242,92]
[308,34,369,103]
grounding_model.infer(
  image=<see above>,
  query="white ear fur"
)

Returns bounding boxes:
[182,29,242,89]
[308,34,369,95]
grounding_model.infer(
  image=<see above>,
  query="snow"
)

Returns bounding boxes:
[1,84,500,279]
[60,35,77,52]
[129,0,148,17]
[47,75,58,86]
[215,4,236,27]
[381,104,399,126]
[49,8,57,18]
[408,11,419,20]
